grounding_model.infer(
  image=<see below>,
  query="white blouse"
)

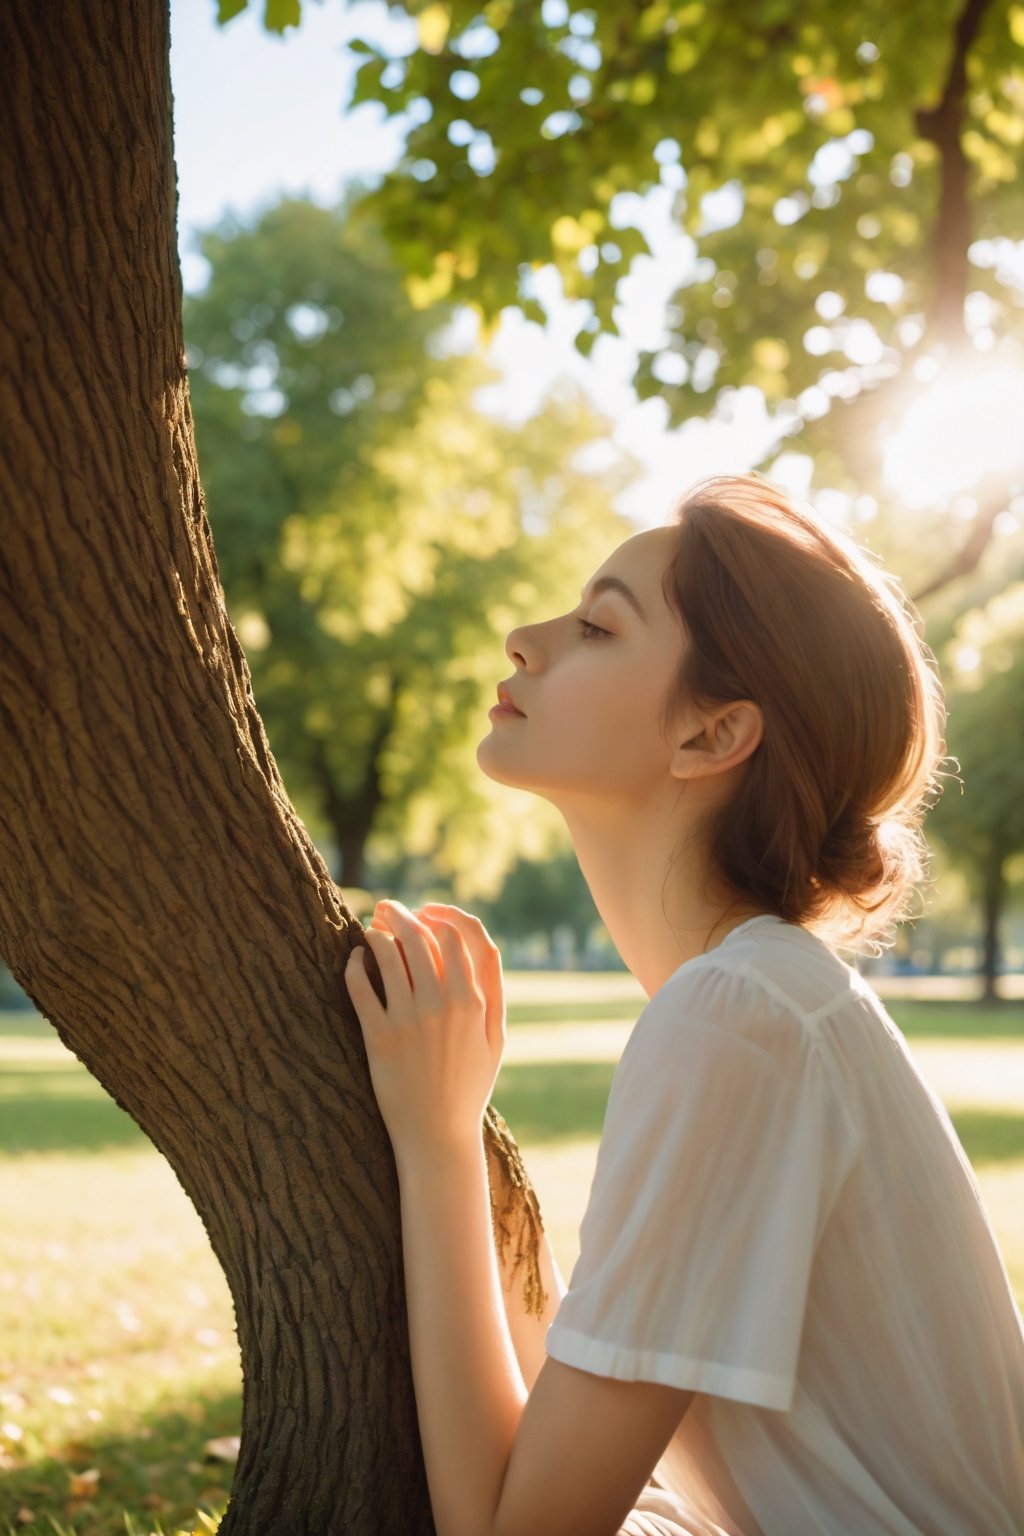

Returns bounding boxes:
[544,914,1024,1535]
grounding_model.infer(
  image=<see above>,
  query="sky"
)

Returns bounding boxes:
[168,0,800,529]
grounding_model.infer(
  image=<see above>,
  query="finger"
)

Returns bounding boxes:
[374,901,442,964]
[345,944,387,1022]
[414,909,497,995]
[374,902,445,997]
[429,919,480,1001]
[418,904,500,967]
[368,909,422,990]
[422,907,504,1046]
[362,926,411,1001]
[481,941,507,1052]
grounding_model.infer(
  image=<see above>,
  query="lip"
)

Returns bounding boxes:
[494,682,526,717]
[489,702,525,719]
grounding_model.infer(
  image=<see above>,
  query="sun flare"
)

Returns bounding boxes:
[882,360,1024,510]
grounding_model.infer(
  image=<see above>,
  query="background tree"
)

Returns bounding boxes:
[928,583,1024,998]
[0,6,549,1531]
[184,199,640,887]
[477,850,602,964]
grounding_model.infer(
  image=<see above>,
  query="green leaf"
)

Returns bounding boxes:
[263,0,301,33]
[215,0,248,23]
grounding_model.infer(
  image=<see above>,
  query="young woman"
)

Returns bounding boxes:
[345,473,1024,1536]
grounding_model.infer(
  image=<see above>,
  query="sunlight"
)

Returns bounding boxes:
[882,358,1024,510]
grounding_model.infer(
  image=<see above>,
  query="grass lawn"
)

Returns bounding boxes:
[1,976,1022,1534]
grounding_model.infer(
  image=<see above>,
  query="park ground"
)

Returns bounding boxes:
[0,973,1022,1535]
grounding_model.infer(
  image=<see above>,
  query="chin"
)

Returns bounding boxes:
[475,734,519,786]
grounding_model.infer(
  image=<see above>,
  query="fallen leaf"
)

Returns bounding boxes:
[68,1466,101,1497]
[15,1508,34,1526]
[203,1434,240,1463]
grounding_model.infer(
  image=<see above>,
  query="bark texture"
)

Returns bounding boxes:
[0,3,546,1530]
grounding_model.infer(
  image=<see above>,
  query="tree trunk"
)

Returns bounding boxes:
[979,840,1006,1004]
[312,681,401,889]
[0,4,546,1531]
[337,825,369,890]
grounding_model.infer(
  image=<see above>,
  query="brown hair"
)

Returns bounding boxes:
[660,473,948,954]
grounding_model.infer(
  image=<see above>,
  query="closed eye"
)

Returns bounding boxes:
[576,617,610,640]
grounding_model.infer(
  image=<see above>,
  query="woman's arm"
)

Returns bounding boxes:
[397,1135,695,1536]
[348,901,696,1536]
[394,1137,528,1536]
[488,1138,567,1394]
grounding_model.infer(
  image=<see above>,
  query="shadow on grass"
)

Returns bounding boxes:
[0,1387,240,1536]
[0,1011,55,1039]
[0,1070,146,1155]
[886,998,1024,1041]
[494,1059,1024,1170]
[950,1108,1024,1168]
[507,1000,639,1026]
[493,1060,615,1144]
[4,1008,1021,1163]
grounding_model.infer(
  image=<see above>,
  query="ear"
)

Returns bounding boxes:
[670,700,763,782]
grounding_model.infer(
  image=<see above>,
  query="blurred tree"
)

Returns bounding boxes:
[478,848,600,960]
[928,582,1024,999]
[234,0,1024,600]
[184,194,449,601]
[185,197,640,887]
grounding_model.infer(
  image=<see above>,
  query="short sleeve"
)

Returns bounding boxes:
[544,960,860,1413]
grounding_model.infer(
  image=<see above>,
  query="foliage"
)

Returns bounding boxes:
[215,0,301,32]
[477,848,600,953]
[929,580,1024,874]
[211,0,1024,605]
[333,0,1024,417]
[184,196,640,884]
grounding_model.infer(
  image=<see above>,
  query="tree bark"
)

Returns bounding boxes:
[0,4,546,1531]
[979,839,1006,1004]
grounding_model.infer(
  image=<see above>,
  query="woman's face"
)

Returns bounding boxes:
[477,526,692,809]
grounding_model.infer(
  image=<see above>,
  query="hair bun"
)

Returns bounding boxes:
[816,807,887,895]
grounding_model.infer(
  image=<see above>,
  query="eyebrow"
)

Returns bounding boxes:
[580,575,648,622]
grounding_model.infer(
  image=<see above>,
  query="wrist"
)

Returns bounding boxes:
[393,1133,486,1188]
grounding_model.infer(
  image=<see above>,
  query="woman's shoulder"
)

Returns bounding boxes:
[635,916,865,1070]
[662,915,862,1023]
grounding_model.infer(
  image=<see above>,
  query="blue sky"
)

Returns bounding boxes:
[167,0,812,524]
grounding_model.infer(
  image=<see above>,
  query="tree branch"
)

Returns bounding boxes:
[909,470,1012,604]
[914,0,994,344]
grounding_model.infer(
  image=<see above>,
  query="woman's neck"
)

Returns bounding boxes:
[561,798,767,999]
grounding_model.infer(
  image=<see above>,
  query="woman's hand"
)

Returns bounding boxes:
[345,900,507,1162]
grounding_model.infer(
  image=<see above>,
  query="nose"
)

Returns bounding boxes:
[504,624,530,668]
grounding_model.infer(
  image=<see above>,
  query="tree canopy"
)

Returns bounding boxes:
[221,0,1024,597]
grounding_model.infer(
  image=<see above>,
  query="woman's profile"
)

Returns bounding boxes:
[346,472,1024,1536]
